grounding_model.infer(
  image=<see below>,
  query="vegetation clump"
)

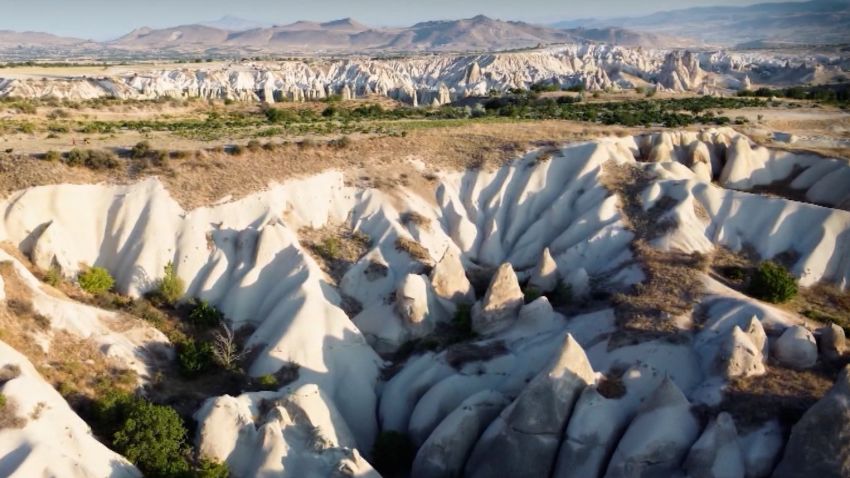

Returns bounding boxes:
[78,266,115,295]
[748,261,798,303]
[65,148,119,169]
[152,261,185,306]
[188,300,224,328]
[177,339,215,378]
[371,431,415,476]
[92,391,229,477]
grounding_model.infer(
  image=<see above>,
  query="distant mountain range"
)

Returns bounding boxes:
[554,0,850,47]
[107,15,677,53]
[0,15,684,59]
[0,0,845,60]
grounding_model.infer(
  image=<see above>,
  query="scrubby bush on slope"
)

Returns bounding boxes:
[78,267,114,295]
[749,261,798,303]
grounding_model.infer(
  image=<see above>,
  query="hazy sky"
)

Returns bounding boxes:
[0,0,794,40]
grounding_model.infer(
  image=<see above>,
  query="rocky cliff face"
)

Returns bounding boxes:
[1,46,843,104]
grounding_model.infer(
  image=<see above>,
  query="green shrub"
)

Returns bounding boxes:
[246,139,261,152]
[156,262,185,306]
[255,374,278,390]
[44,266,62,287]
[0,393,6,409]
[188,300,224,328]
[548,282,573,307]
[112,398,190,477]
[523,286,542,303]
[177,340,215,378]
[43,150,61,162]
[193,458,230,478]
[65,148,87,166]
[153,150,170,168]
[450,303,475,342]
[78,267,114,295]
[85,149,119,169]
[371,431,415,476]
[748,261,798,303]
[131,141,152,159]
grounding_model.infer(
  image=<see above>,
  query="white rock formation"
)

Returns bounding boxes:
[0,341,141,478]
[553,386,633,478]
[739,420,784,478]
[773,365,850,477]
[430,247,474,304]
[773,325,818,370]
[465,334,594,478]
[717,325,766,379]
[1,46,835,103]
[195,384,380,478]
[818,323,846,361]
[471,263,524,335]
[528,247,558,293]
[605,377,701,477]
[411,390,509,478]
[684,412,746,478]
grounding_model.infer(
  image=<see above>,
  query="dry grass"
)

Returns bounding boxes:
[0,396,27,429]
[395,237,432,264]
[706,246,850,333]
[299,225,371,285]
[400,211,432,231]
[0,119,633,210]
[718,361,842,430]
[601,162,708,341]
[0,260,137,406]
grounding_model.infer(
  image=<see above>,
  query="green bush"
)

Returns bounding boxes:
[0,393,6,409]
[523,286,542,303]
[78,267,114,295]
[255,374,278,390]
[112,398,190,477]
[43,150,61,162]
[93,391,225,477]
[188,300,224,328]
[85,149,119,170]
[131,141,152,159]
[450,303,475,342]
[748,261,798,303]
[156,262,185,306]
[371,431,415,476]
[193,458,230,478]
[44,266,62,287]
[65,148,87,166]
[548,282,573,307]
[246,139,261,152]
[177,340,215,378]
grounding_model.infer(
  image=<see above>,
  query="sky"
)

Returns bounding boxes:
[0,0,794,40]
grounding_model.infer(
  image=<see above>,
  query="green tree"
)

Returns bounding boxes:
[112,399,190,477]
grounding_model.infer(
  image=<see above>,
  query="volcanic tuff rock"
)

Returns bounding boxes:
[0,342,141,478]
[411,390,510,478]
[1,45,844,104]
[2,128,850,476]
[471,263,525,335]
[528,247,559,293]
[773,365,850,478]
[464,334,594,478]
[774,325,818,370]
[818,323,847,361]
